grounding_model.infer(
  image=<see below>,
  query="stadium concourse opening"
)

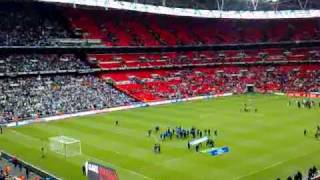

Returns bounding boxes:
[246,84,255,93]
[0,1,319,180]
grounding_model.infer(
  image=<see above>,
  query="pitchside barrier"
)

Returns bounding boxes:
[286,92,320,98]
[275,92,320,98]
[0,151,60,180]
[5,93,233,127]
[85,161,118,180]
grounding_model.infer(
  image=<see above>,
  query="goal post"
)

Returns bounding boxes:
[49,136,82,157]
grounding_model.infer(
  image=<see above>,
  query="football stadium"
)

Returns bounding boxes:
[0,0,319,180]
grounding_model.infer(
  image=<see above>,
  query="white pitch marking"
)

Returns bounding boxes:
[11,130,154,180]
[233,148,320,180]
[232,161,283,180]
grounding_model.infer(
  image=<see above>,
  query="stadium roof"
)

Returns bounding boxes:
[37,0,320,19]
[117,0,320,11]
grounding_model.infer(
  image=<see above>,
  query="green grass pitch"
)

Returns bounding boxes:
[0,94,320,180]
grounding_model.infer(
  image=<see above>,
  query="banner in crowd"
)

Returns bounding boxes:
[86,162,118,180]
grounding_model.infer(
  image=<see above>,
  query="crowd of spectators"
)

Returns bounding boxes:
[0,54,90,73]
[0,4,71,46]
[0,153,41,180]
[307,166,320,180]
[0,75,136,123]
[278,166,319,180]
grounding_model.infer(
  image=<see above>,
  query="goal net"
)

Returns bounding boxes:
[49,136,81,157]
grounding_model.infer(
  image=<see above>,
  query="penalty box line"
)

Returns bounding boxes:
[8,131,155,180]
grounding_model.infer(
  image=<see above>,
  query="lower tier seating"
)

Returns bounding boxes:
[0,75,136,123]
[102,64,320,102]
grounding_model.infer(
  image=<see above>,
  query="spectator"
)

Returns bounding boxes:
[0,170,5,180]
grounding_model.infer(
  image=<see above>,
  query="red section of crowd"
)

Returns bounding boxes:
[102,64,320,102]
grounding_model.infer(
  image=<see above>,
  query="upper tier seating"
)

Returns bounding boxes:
[0,3,72,46]
[66,8,320,47]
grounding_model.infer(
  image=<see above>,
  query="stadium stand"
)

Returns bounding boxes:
[0,54,91,73]
[94,48,320,69]
[0,1,319,180]
[64,8,320,72]
[0,2,317,122]
[0,2,72,46]
[66,9,320,46]
[0,75,136,123]
[103,64,320,102]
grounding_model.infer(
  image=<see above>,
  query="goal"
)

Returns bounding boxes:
[49,136,82,157]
